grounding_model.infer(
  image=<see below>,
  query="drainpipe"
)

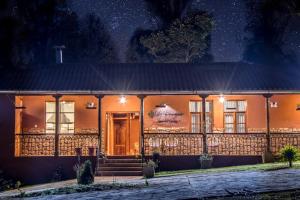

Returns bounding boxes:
[96,95,104,155]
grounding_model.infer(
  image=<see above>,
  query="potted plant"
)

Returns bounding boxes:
[199,154,213,169]
[280,145,299,167]
[152,148,160,172]
[142,160,156,178]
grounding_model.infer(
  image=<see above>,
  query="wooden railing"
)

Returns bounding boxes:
[15,133,99,156]
[15,134,55,156]
[270,133,300,154]
[59,134,98,156]
[207,133,267,156]
[144,133,203,155]
[15,132,300,157]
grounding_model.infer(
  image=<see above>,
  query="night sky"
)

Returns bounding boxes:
[68,0,300,63]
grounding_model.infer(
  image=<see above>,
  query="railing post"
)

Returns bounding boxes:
[96,95,104,154]
[263,94,273,153]
[200,94,209,154]
[138,95,146,161]
[53,95,62,157]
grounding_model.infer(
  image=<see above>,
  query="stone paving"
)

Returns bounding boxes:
[3,169,300,199]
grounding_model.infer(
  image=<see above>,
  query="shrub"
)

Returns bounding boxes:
[142,160,156,178]
[74,160,94,185]
[152,151,160,172]
[280,145,299,167]
[0,170,15,192]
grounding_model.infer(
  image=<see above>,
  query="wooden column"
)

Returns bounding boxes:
[263,94,272,153]
[138,95,146,160]
[53,95,62,157]
[96,95,104,154]
[200,94,209,154]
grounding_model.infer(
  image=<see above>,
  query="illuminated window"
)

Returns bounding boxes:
[224,100,247,133]
[46,102,56,133]
[189,101,213,133]
[45,101,75,134]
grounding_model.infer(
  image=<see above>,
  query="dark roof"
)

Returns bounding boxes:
[0,62,300,94]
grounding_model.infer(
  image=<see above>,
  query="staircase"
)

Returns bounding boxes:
[95,156,143,176]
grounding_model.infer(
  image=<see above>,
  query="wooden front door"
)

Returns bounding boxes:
[113,118,128,155]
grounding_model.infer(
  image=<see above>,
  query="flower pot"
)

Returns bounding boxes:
[200,159,213,169]
[143,166,155,178]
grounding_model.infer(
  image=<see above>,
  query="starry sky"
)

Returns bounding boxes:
[68,0,300,63]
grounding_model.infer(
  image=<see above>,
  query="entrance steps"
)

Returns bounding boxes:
[95,156,143,176]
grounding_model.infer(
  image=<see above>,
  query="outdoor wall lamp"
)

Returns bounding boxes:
[119,96,127,104]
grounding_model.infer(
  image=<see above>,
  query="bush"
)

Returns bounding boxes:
[280,145,299,167]
[74,160,94,185]
[0,170,15,192]
[142,160,156,179]
[152,151,160,172]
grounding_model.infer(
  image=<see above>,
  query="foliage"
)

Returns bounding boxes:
[243,0,300,65]
[140,12,213,63]
[143,160,157,169]
[125,28,153,63]
[74,160,94,185]
[79,13,119,63]
[0,1,119,69]
[280,145,299,167]
[142,160,156,178]
[0,170,15,192]
[145,0,193,27]
[199,154,213,169]
[152,151,160,172]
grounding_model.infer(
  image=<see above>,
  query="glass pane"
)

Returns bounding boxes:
[46,102,55,112]
[237,124,245,133]
[189,101,201,112]
[225,124,234,133]
[46,113,55,123]
[224,101,237,112]
[191,114,201,133]
[205,102,211,113]
[60,113,74,123]
[225,114,234,123]
[46,123,55,133]
[236,113,245,123]
[60,102,74,112]
[206,115,212,132]
[237,101,247,112]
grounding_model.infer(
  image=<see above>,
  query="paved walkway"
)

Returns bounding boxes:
[2,169,300,199]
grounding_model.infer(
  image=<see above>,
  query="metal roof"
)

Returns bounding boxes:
[0,62,299,95]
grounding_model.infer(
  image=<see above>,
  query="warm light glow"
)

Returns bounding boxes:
[119,96,127,104]
[219,95,225,103]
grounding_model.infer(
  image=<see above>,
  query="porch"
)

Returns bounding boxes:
[13,94,300,157]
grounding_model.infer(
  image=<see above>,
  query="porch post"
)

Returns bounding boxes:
[53,95,62,157]
[263,94,273,153]
[96,95,104,154]
[138,95,146,160]
[200,94,209,154]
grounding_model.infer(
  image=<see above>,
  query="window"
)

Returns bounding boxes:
[46,102,56,134]
[189,101,213,133]
[224,100,247,133]
[45,101,75,134]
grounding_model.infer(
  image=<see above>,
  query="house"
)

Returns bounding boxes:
[0,62,300,184]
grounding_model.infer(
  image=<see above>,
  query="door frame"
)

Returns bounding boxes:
[105,111,140,156]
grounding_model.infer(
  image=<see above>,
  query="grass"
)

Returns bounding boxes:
[155,161,300,177]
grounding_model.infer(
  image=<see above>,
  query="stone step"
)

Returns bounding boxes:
[100,163,142,167]
[104,159,142,163]
[97,167,142,172]
[96,171,143,176]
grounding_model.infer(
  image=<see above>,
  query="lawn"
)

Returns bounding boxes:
[155,161,300,177]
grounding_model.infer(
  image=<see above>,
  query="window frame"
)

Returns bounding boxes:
[189,100,213,133]
[45,101,75,134]
[223,100,247,133]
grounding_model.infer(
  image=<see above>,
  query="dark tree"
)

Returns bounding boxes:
[145,0,193,27]
[79,14,119,63]
[140,12,213,63]
[243,0,300,65]
[125,29,153,63]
